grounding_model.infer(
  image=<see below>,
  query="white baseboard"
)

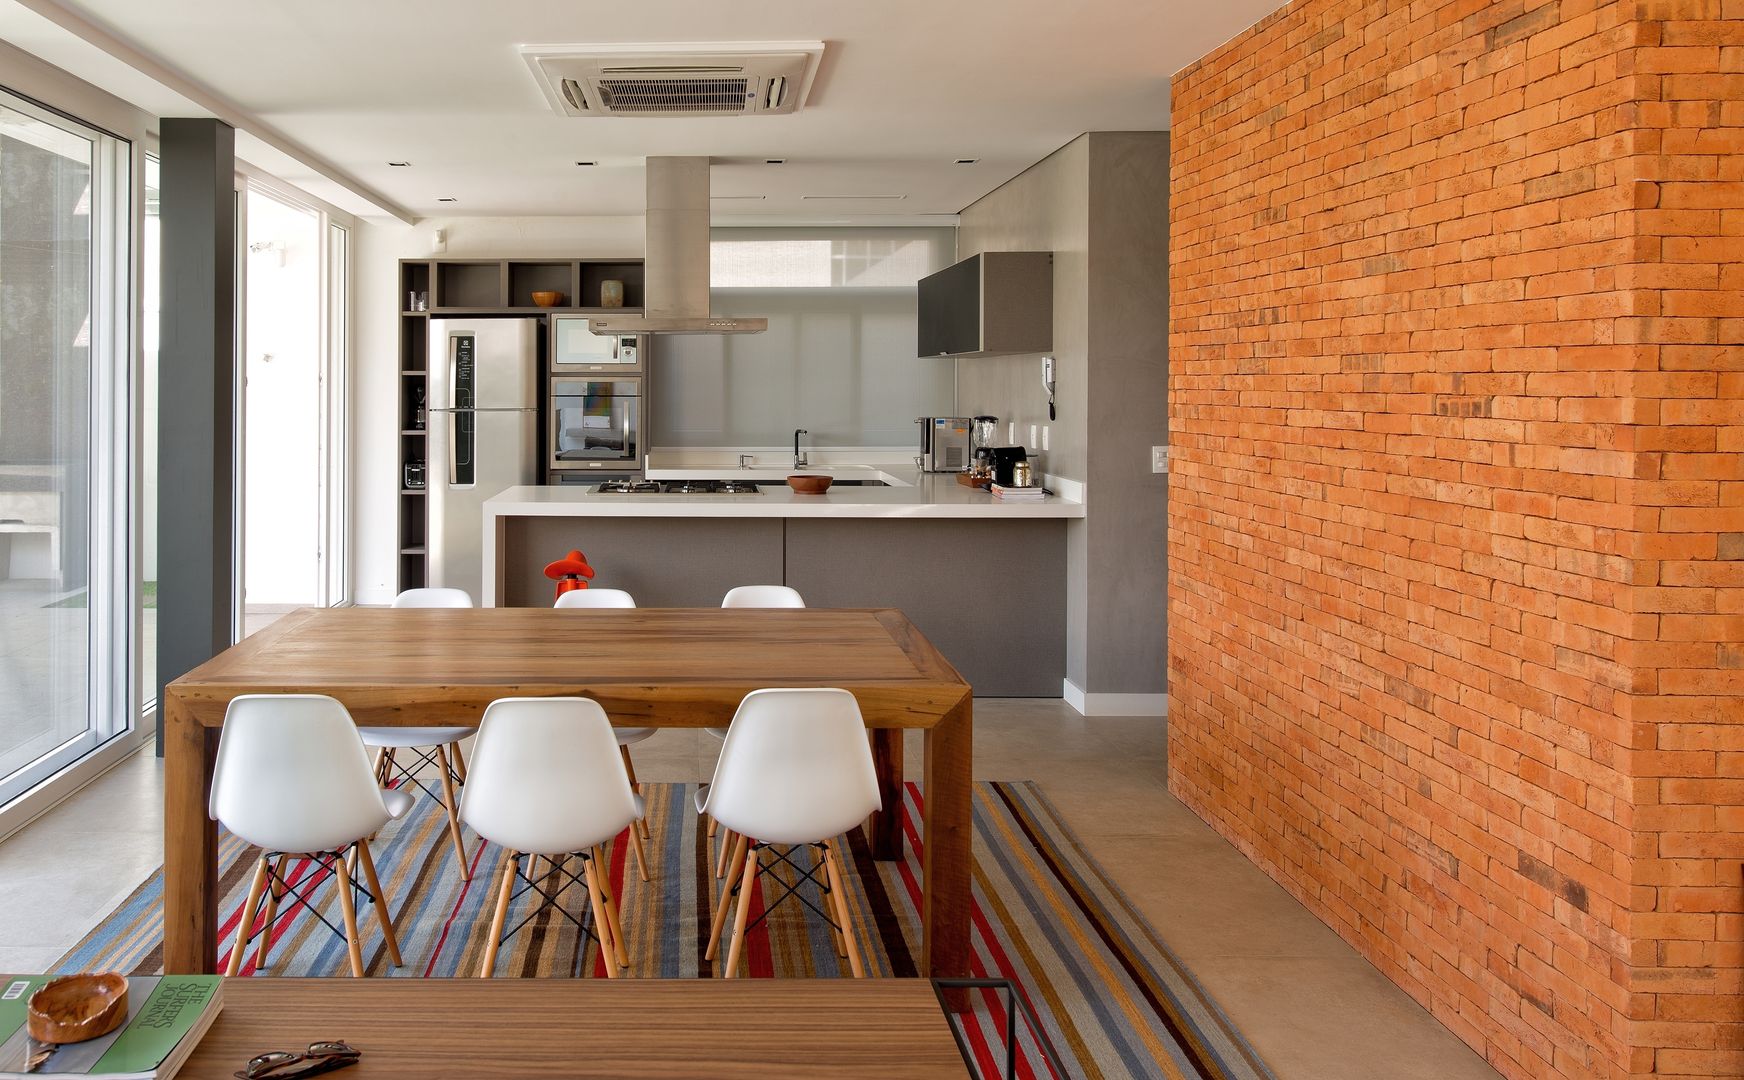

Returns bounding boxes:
[1062,679,1168,717]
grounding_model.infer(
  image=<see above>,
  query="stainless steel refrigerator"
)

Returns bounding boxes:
[427,318,537,601]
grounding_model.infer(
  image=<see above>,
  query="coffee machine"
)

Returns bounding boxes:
[987,445,1028,486]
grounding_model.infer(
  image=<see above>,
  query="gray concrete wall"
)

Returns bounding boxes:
[955,132,1170,697]
[1085,133,1170,692]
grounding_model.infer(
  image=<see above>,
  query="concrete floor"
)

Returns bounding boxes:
[0,698,1502,1080]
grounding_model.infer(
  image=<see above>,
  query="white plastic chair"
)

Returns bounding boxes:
[554,587,638,609]
[460,697,645,978]
[390,586,474,608]
[553,587,655,878]
[360,587,477,877]
[210,694,412,977]
[706,586,809,872]
[698,688,881,978]
[722,585,806,609]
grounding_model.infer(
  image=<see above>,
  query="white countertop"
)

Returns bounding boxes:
[484,472,1084,519]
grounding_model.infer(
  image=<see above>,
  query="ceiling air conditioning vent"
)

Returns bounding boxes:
[598,76,751,114]
[521,42,825,118]
[559,79,590,112]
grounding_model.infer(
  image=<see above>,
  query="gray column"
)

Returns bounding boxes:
[155,118,235,749]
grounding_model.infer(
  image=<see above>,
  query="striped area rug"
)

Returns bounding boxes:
[59,782,1273,1080]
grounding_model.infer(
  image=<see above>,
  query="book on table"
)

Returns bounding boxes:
[0,976,223,1080]
[990,484,1048,499]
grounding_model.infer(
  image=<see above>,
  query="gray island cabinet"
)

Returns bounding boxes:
[483,479,1082,697]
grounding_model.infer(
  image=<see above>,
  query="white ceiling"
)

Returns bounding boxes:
[0,0,1282,221]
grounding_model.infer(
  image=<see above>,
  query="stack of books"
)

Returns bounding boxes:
[0,975,223,1080]
[990,484,1049,500]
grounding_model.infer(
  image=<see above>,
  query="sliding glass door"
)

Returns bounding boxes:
[0,89,131,805]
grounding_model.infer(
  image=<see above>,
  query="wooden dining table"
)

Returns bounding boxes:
[161,606,972,982]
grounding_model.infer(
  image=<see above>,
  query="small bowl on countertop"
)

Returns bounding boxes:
[530,291,565,308]
[27,972,129,1044]
[786,474,833,494]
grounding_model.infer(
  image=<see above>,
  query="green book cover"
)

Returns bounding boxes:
[90,977,221,1075]
[0,978,50,1046]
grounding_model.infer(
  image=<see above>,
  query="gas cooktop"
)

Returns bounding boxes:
[593,479,763,495]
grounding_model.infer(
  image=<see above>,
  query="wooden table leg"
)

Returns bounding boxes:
[163,693,219,974]
[922,695,971,989]
[867,727,904,860]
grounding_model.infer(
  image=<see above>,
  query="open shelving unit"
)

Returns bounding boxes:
[396,257,646,591]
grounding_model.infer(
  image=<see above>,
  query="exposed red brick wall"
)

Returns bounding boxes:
[1167,1,1742,1078]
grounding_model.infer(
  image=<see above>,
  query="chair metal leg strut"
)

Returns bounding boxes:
[226,845,397,978]
[477,849,624,978]
[377,743,471,878]
[710,840,862,978]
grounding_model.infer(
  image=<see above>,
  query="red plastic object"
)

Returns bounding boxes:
[543,549,596,602]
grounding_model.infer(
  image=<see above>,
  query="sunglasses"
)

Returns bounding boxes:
[234,1040,362,1080]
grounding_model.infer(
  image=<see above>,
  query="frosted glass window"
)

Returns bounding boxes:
[654,228,956,448]
[712,234,949,288]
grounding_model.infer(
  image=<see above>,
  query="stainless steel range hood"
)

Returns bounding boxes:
[588,156,767,336]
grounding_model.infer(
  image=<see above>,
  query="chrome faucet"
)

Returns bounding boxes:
[793,428,809,470]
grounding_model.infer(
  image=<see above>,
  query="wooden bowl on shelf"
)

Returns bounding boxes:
[27,973,128,1045]
[530,291,565,308]
[787,474,833,495]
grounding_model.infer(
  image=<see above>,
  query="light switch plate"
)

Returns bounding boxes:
[1042,426,1050,451]
[1029,424,1038,448]
[1151,446,1168,473]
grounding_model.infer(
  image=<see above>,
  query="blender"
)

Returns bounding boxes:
[971,416,999,478]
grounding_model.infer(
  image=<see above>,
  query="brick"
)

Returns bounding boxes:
[1169,2,1744,1079]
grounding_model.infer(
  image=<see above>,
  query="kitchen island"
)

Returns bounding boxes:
[483,471,1082,696]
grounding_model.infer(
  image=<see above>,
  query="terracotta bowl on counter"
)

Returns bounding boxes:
[530,291,565,307]
[787,474,833,494]
[27,972,128,1044]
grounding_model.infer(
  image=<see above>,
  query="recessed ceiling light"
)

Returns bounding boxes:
[575,160,598,166]
[954,158,978,165]
[800,194,907,201]
[436,196,458,203]
[711,194,767,200]
[387,160,412,167]
[764,158,786,165]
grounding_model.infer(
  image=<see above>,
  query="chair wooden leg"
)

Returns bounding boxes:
[723,843,760,979]
[706,833,749,960]
[370,748,387,785]
[333,850,366,977]
[715,827,737,879]
[707,815,718,839]
[817,846,847,958]
[448,741,468,783]
[580,855,618,980]
[591,845,629,969]
[480,850,518,978]
[626,820,649,883]
[824,840,865,978]
[355,839,402,968]
[433,745,471,880]
[255,855,288,969]
[227,856,270,976]
[618,745,651,840]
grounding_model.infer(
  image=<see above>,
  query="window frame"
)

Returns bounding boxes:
[0,84,137,810]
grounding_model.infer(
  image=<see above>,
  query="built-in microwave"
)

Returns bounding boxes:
[549,378,641,475]
[550,315,643,375]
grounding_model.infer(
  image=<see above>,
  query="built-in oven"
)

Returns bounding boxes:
[548,378,641,477]
[550,315,643,375]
